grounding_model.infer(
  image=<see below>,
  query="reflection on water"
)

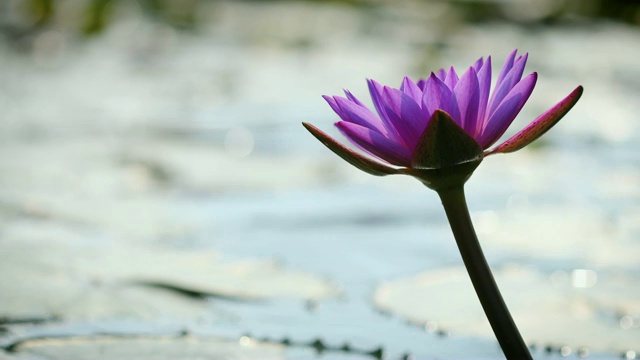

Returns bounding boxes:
[571,269,598,289]
[0,0,639,359]
[224,126,255,158]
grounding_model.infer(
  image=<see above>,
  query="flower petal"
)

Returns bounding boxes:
[444,66,459,89]
[472,57,484,72]
[400,76,423,106]
[416,78,427,91]
[486,86,583,155]
[453,66,480,135]
[477,72,538,148]
[487,53,529,118]
[380,86,427,149]
[474,56,492,136]
[422,73,461,126]
[343,89,367,107]
[495,49,518,88]
[336,121,412,166]
[302,122,400,175]
[322,95,343,117]
[333,96,388,134]
[367,79,402,141]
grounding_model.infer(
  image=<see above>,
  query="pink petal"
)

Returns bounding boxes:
[336,121,412,166]
[477,73,538,148]
[486,86,584,155]
[302,122,399,176]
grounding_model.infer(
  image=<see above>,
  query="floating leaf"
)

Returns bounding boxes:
[12,335,283,360]
[0,240,340,321]
[374,266,640,353]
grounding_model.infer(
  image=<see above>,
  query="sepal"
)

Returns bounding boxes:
[302,122,399,176]
[407,110,484,191]
[411,110,483,169]
[486,86,583,155]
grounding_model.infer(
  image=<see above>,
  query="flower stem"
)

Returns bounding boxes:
[437,186,532,360]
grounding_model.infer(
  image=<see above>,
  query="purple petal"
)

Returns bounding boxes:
[453,66,480,135]
[343,89,367,107]
[323,95,343,117]
[302,122,399,176]
[444,66,459,89]
[486,86,583,155]
[336,121,412,166]
[508,54,528,87]
[367,79,387,118]
[472,57,484,72]
[400,76,423,106]
[495,49,518,88]
[422,73,461,126]
[334,96,388,134]
[381,86,427,149]
[416,78,427,91]
[477,72,538,148]
[422,73,450,115]
[487,53,529,118]
[474,56,492,136]
[436,68,447,82]
[367,79,401,141]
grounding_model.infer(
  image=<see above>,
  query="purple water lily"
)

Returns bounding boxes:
[302,50,583,359]
[303,50,583,177]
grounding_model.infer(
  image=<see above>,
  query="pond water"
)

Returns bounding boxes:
[0,1,639,359]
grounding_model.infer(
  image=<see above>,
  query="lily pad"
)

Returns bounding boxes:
[473,204,640,270]
[71,244,339,301]
[10,335,283,360]
[0,239,339,321]
[0,249,210,321]
[373,266,640,353]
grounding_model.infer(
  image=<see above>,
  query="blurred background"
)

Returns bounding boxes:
[0,0,639,359]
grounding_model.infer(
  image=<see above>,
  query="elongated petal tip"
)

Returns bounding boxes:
[485,85,584,155]
[478,72,538,148]
[335,121,412,166]
[301,122,399,176]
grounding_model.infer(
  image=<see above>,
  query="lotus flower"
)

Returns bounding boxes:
[303,50,583,183]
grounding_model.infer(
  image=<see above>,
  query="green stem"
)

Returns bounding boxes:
[437,186,532,360]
